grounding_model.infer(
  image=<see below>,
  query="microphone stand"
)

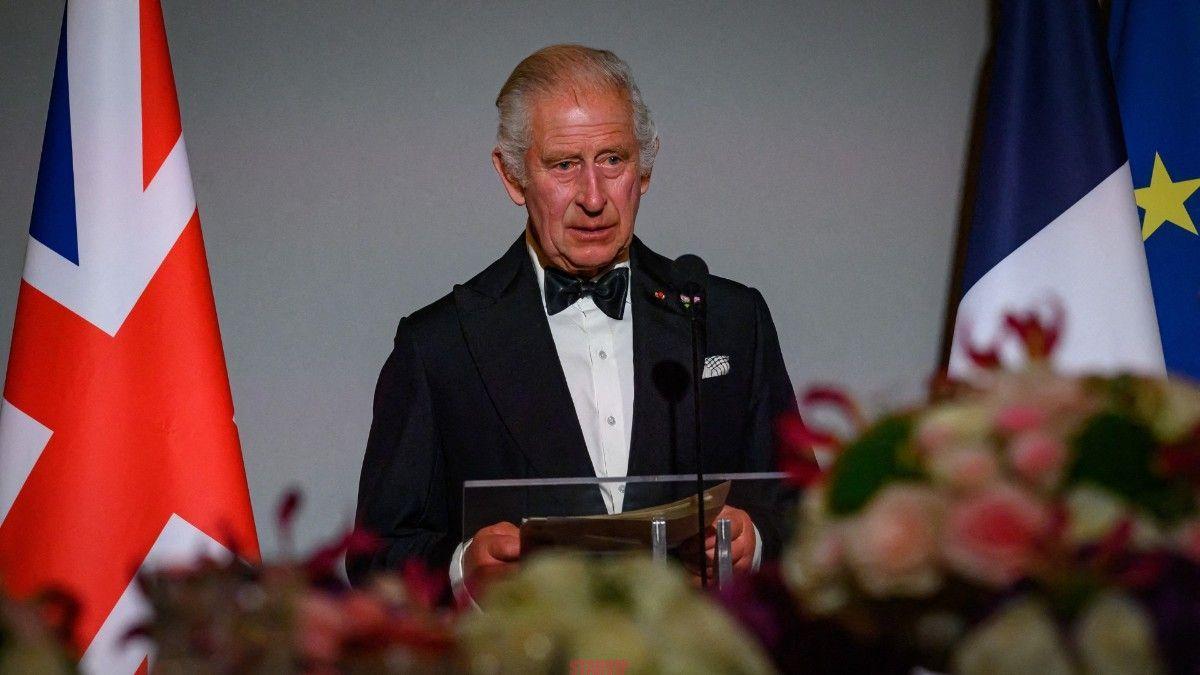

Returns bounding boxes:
[670,253,710,589]
[687,296,707,589]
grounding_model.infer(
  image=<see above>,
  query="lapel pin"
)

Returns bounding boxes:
[654,290,666,301]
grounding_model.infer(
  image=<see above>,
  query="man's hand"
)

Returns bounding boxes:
[679,505,757,583]
[462,521,521,599]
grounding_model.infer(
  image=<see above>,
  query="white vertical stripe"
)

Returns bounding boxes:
[950,163,1164,376]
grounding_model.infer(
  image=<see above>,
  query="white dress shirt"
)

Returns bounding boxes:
[533,247,635,514]
[449,245,758,600]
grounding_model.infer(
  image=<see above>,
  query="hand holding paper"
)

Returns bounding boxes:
[678,504,757,583]
[463,521,520,598]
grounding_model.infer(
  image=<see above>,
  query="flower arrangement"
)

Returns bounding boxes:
[137,492,456,674]
[0,585,76,674]
[775,310,1200,673]
[458,552,774,675]
[13,306,1200,674]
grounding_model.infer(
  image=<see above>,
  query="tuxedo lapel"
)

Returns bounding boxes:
[454,237,597,480]
[627,238,697,479]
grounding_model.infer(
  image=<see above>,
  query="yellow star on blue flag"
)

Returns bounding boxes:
[1136,153,1200,240]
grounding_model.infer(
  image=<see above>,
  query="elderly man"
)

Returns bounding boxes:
[348,45,801,597]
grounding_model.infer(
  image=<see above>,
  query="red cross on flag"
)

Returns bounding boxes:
[0,1,259,671]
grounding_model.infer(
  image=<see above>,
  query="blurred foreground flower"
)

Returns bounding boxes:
[459,553,775,675]
[0,586,76,674]
[771,308,1200,672]
[139,490,456,673]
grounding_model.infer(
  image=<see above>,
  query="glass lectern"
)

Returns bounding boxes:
[462,472,794,588]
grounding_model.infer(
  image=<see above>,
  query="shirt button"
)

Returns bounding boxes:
[599,350,608,360]
[618,485,626,494]
[606,415,616,426]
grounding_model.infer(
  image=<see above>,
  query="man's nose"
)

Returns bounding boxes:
[574,164,605,216]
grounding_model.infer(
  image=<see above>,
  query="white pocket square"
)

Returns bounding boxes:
[702,355,731,379]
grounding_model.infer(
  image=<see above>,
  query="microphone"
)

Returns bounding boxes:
[670,254,710,587]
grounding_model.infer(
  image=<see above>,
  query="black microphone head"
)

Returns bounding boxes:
[670,254,708,293]
[652,360,690,403]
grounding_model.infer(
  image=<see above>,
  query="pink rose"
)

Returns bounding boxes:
[916,421,957,455]
[1008,432,1066,489]
[340,592,391,636]
[811,527,846,571]
[931,447,999,492]
[995,405,1047,433]
[845,484,943,597]
[296,594,345,664]
[942,484,1049,587]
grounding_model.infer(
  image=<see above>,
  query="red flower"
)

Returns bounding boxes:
[942,484,1050,587]
[955,298,1065,369]
[775,412,827,487]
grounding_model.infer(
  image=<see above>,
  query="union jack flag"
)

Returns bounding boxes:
[0,2,258,671]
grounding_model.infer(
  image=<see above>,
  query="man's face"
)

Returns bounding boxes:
[493,86,651,277]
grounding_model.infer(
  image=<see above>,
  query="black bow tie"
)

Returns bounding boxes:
[544,266,629,320]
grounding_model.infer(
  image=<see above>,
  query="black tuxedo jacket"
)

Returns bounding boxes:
[347,235,799,584]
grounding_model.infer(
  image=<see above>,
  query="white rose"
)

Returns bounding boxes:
[1075,592,1164,675]
[952,597,1074,675]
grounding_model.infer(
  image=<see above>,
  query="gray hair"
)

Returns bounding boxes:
[495,44,658,185]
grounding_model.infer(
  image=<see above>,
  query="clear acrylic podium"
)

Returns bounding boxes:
[462,472,792,588]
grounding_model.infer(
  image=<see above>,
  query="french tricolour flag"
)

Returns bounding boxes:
[948,0,1165,376]
[0,2,258,671]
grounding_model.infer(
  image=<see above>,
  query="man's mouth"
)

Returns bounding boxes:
[568,224,615,241]
[569,222,615,234]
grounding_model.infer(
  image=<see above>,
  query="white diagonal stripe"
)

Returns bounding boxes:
[79,514,234,675]
[0,399,53,525]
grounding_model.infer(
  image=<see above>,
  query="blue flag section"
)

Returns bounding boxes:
[949,0,1163,376]
[1109,0,1200,381]
[959,0,1126,297]
[28,15,79,266]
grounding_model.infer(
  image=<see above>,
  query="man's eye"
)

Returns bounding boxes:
[604,156,622,165]
[555,161,574,171]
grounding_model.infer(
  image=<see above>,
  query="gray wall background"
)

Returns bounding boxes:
[0,1,988,556]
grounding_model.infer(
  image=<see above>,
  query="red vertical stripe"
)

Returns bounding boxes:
[139,0,182,190]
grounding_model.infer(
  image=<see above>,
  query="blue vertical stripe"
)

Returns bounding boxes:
[28,13,80,266]
[960,0,1126,297]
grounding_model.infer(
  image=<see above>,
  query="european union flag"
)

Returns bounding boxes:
[1110,0,1200,379]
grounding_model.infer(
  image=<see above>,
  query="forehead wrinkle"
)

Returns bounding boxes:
[543,126,629,145]
[540,128,633,156]
[528,87,638,159]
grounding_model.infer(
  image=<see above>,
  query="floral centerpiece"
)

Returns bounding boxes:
[775,311,1200,673]
[459,552,774,674]
[137,493,456,674]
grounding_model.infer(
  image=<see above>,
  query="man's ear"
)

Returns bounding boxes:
[492,148,527,206]
[639,138,660,196]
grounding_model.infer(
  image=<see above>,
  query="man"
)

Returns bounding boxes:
[348,45,802,597]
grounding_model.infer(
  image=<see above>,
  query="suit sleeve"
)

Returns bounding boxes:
[738,288,801,560]
[346,317,455,586]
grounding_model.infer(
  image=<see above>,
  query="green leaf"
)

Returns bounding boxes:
[826,416,918,516]
[1067,412,1194,523]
